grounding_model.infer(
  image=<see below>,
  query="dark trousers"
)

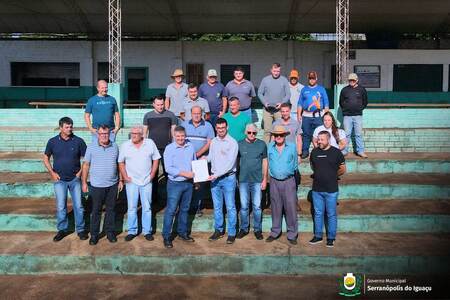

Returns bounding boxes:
[89,183,118,237]
[301,116,323,155]
[269,176,298,240]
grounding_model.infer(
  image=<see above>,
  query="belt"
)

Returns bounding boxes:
[272,175,294,181]
[216,171,236,180]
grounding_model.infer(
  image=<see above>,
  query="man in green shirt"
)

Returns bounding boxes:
[223,97,251,141]
[237,123,268,240]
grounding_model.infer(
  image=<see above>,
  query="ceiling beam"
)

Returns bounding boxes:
[167,0,182,36]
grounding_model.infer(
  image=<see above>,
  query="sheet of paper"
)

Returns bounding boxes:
[192,159,209,183]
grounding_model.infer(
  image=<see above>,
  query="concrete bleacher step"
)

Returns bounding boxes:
[1,152,449,174]
[0,198,449,233]
[0,232,449,276]
[1,172,449,199]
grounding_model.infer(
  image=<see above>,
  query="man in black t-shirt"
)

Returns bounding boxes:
[309,130,346,248]
[143,95,177,200]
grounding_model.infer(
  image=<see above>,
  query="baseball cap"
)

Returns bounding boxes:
[289,69,299,79]
[348,73,358,81]
[207,69,218,77]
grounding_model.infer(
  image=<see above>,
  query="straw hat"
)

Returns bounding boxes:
[270,125,290,135]
[171,69,184,77]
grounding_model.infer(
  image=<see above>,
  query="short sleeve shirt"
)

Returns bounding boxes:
[84,142,119,188]
[118,139,161,186]
[199,82,225,114]
[313,125,346,150]
[310,146,345,193]
[223,112,251,142]
[182,97,210,121]
[44,134,87,181]
[85,95,118,128]
[238,139,267,183]
[223,80,256,110]
[272,118,303,145]
[182,120,215,154]
[166,82,188,116]
[143,110,177,150]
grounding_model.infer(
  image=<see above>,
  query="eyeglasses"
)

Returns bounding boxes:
[273,134,284,138]
[246,131,257,135]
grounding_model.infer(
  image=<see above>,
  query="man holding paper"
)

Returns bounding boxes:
[182,106,215,216]
[162,126,197,248]
[207,118,239,244]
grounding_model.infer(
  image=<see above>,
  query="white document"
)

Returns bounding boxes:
[192,159,209,183]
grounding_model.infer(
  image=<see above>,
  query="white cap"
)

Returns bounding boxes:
[348,73,358,81]
[207,69,218,77]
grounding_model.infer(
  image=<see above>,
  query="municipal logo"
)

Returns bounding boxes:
[339,273,362,297]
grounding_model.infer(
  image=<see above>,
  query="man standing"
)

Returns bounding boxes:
[237,123,268,240]
[266,125,298,245]
[223,66,256,118]
[272,103,303,156]
[339,73,369,158]
[182,106,215,215]
[223,97,251,142]
[82,125,122,245]
[258,63,291,143]
[181,83,210,121]
[43,117,88,242]
[199,69,227,127]
[162,126,197,248]
[118,126,160,242]
[84,80,120,142]
[297,71,329,159]
[309,131,346,248]
[208,118,239,244]
[165,68,188,121]
[288,69,304,121]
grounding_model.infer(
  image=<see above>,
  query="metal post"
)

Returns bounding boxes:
[336,0,349,84]
[108,0,122,84]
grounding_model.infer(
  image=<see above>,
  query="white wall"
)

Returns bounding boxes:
[1,40,449,91]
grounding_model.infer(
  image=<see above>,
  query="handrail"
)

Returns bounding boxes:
[368,103,450,108]
[28,101,152,108]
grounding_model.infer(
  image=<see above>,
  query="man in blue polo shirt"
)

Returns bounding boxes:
[84,80,121,142]
[43,117,87,242]
[199,69,227,127]
[182,105,215,216]
[82,125,122,245]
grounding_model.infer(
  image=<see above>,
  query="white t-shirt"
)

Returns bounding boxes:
[289,83,304,112]
[313,125,346,149]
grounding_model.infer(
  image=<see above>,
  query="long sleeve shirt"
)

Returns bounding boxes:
[208,134,238,178]
[267,141,298,180]
[258,75,291,106]
[163,141,196,181]
[339,85,368,116]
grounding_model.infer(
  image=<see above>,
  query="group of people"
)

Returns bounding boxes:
[43,63,369,248]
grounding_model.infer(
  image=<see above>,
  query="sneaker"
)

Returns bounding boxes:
[357,152,368,159]
[288,238,298,245]
[107,233,117,243]
[265,235,280,243]
[326,239,335,248]
[208,230,224,241]
[144,234,154,241]
[301,153,309,159]
[163,239,173,248]
[254,231,263,240]
[309,237,323,245]
[89,236,98,246]
[53,230,68,242]
[226,236,236,244]
[236,230,248,239]
[196,210,203,217]
[124,234,137,242]
[77,231,89,241]
[178,235,195,242]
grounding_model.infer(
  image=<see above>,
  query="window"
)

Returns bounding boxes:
[97,62,108,81]
[393,64,443,92]
[11,62,80,86]
[220,65,251,85]
[354,65,380,88]
[186,63,203,86]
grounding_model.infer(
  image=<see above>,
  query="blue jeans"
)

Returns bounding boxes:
[301,116,323,155]
[190,181,208,213]
[240,108,252,120]
[343,115,365,154]
[125,182,153,235]
[312,191,338,240]
[211,174,237,236]
[91,131,116,143]
[54,177,85,233]
[162,180,193,240]
[238,182,262,232]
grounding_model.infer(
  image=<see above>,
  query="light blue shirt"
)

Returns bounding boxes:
[163,141,196,181]
[118,139,161,186]
[181,119,215,154]
[84,141,119,187]
[268,141,298,180]
[208,134,238,177]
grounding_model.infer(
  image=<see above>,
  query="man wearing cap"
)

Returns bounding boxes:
[199,69,227,127]
[288,69,304,122]
[258,63,291,143]
[181,83,210,121]
[266,125,299,245]
[339,73,369,158]
[165,69,188,121]
[297,71,329,159]
[237,123,268,240]
[223,66,256,119]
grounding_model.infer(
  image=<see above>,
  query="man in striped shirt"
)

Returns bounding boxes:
[82,125,123,245]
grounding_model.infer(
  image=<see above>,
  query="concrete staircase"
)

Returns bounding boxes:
[0,151,449,276]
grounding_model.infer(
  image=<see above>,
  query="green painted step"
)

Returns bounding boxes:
[1,152,449,174]
[0,232,448,275]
